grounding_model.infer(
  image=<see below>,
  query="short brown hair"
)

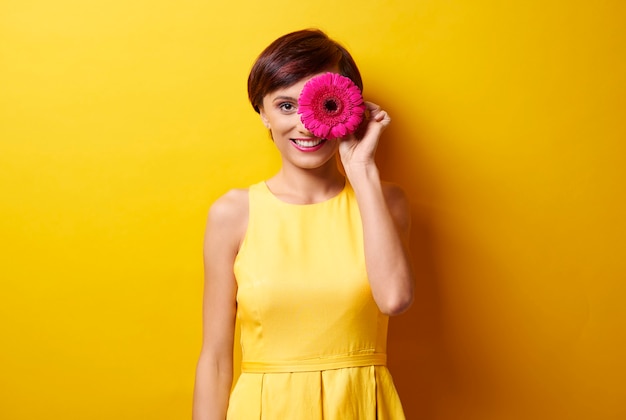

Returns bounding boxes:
[247,29,363,113]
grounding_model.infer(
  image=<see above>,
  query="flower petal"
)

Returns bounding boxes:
[298,72,365,138]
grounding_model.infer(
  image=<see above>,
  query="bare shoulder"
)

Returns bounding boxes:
[206,188,249,251]
[209,188,249,222]
[382,181,411,234]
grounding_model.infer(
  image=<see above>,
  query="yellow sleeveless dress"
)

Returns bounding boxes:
[227,181,406,419]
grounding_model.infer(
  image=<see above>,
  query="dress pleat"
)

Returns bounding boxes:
[227,366,404,419]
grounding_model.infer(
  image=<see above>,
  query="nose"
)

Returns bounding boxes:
[296,116,314,136]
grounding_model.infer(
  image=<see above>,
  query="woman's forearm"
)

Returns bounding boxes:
[346,163,415,315]
[192,352,233,420]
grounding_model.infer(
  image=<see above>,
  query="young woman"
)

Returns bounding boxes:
[193,29,415,419]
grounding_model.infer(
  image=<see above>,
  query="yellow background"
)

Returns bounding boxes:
[1,1,625,419]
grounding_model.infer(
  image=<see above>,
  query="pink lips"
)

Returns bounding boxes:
[290,138,327,152]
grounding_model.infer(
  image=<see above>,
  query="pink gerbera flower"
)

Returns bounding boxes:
[298,72,366,139]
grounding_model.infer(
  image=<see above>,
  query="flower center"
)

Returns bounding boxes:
[323,98,341,113]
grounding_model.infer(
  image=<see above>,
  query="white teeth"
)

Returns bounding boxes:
[294,138,323,147]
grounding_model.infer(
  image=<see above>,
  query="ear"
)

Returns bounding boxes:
[259,108,270,129]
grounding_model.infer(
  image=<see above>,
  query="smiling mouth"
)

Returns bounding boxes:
[291,138,325,148]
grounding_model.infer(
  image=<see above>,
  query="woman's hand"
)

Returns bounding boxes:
[338,101,391,171]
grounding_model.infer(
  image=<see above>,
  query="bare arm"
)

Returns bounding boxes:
[340,102,415,315]
[192,189,248,419]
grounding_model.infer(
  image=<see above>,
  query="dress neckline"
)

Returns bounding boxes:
[261,180,347,206]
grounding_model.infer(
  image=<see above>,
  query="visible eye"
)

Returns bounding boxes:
[279,102,297,113]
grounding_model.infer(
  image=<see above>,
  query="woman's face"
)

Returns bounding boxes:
[259,72,340,171]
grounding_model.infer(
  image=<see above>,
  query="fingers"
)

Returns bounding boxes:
[364,101,391,127]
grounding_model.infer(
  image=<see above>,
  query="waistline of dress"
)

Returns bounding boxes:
[241,353,387,373]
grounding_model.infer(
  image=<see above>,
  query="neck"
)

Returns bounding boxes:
[268,159,346,205]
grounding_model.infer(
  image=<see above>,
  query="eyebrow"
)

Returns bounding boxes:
[272,95,297,102]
